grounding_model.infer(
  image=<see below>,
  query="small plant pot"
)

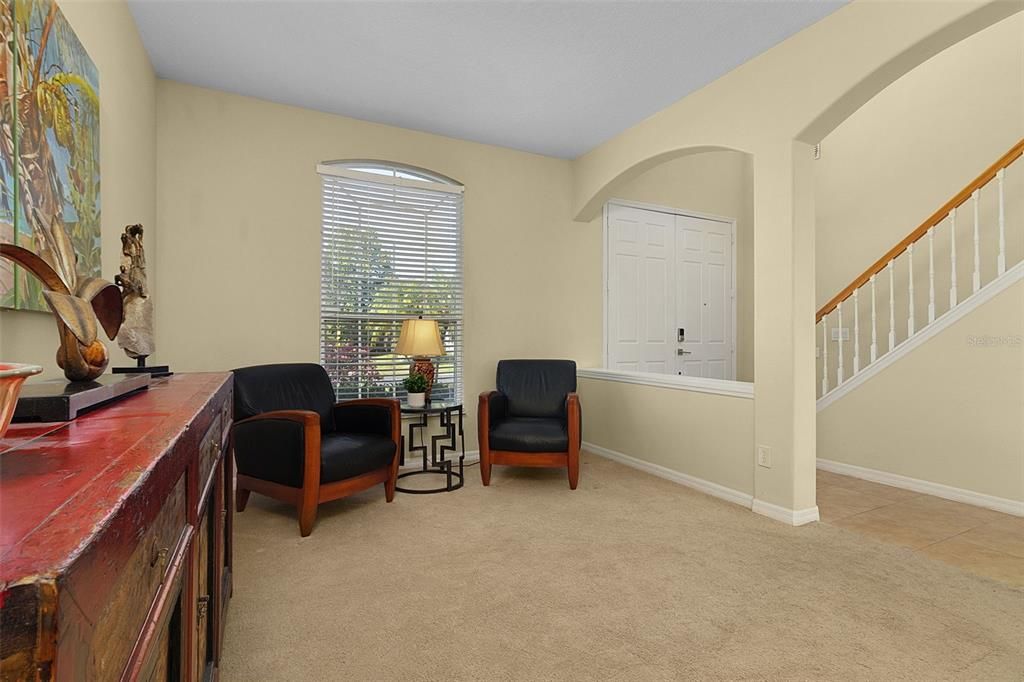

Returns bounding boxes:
[407,392,426,408]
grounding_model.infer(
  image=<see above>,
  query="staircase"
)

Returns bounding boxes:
[816,139,1023,408]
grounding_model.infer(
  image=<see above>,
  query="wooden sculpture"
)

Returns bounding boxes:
[0,218,123,382]
[114,224,155,361]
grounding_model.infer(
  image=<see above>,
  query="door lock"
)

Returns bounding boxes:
[677,328,685,342]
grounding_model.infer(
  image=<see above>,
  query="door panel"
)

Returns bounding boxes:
[644,258,668,343]
[608,205,734,379]
[706,262,727,343]
[676,214,734,379]
[614,253,640,345]
[608,205,675,372]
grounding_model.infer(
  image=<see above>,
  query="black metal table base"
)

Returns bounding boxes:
[395,403,465,495]
[395,467,464,494]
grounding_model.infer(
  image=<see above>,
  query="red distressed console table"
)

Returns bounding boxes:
[0,373,234,681]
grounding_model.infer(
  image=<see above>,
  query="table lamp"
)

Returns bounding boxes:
[396,317,444,401]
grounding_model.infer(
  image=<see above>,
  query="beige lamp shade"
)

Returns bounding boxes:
[396,318,444,357]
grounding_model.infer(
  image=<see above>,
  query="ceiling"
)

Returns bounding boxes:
[128,0,847,159]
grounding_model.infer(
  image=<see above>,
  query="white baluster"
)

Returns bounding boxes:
[972,189,981,294]
[821,315,829,395]
[870,274,878,363]
[888,260,896,351]
[853,289,860,374]
[997,168,1006,275]
[907,243,915,337]
[949,207,958,308]
[836,301,844,386]
[928,227,936,323]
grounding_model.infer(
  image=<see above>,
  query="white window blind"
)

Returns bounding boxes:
[318,162,464,402]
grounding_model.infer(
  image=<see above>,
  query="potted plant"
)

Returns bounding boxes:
[403,372,429,408]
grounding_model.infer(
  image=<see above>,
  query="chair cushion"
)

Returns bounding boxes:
[489,417,568,453]
[496,359,576,418]
[320,433,396,484]
[233,363,336,433]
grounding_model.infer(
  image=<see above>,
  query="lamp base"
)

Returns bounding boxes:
[411,357,436,401]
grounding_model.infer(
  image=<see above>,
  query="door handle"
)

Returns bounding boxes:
[677,349,692,355]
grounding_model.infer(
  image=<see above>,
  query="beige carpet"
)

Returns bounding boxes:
[221,453,1024,681]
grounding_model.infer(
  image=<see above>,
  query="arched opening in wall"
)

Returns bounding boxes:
[813,13,1023,399]
[594,148,756,384]
[812,13,1024,514]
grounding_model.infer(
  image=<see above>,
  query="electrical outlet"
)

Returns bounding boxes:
[757,445,772,468]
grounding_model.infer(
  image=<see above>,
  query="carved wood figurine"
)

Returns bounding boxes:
[115,224,155,361]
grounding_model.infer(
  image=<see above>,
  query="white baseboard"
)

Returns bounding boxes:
[584,442,820,526]
[751,499,820,526]
[583,441,753,508]
[817,458,1024,517]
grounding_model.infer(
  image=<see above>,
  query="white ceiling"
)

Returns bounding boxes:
[128,0,847,159]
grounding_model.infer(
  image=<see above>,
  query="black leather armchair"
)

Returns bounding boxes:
[478,360,582,489]
[231,363,401,536]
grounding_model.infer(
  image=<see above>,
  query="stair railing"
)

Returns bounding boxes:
[817,139,1023,398]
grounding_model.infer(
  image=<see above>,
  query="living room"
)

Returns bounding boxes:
[1,0,1021,679]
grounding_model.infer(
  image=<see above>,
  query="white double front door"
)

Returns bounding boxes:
[606,203,735,380]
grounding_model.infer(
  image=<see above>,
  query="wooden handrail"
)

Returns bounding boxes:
[816,138,1024,322]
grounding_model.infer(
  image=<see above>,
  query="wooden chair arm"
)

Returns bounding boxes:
[566,393,581,451]
[333,398,398,410]
[478,391,499,453]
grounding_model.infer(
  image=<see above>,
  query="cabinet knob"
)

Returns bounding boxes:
[150,546,169,569]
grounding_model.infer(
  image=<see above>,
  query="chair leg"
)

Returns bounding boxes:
[297,500,317,537]
[385,467,397,502]
[236,487,251,512]
[480,449,492,486]
[567,451,580,490]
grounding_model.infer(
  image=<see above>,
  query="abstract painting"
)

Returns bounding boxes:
[1,0,100,311]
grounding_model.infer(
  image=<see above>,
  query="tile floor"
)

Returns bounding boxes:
[817,469,1024,587]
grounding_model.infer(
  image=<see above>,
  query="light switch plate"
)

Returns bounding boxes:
[830,327,850,341]
[757,445,772,468]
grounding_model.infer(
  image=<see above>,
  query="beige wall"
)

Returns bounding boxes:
[818,280,1023,503]
[579,377,754,497]
[569,1,1020,515]
[154,81,602,448]
[590,151,755,381]
[0,0,157,380]
[815,14,1024,309]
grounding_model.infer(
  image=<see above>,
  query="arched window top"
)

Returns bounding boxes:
[317,159,463,194]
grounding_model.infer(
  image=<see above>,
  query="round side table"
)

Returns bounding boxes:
[396,401,465,494]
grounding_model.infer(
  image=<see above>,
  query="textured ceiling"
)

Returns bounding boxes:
[129,0,847,158]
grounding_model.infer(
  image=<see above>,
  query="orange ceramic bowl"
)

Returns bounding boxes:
[0,363,43,440]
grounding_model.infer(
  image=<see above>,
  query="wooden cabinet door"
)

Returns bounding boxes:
[193,510,210,681]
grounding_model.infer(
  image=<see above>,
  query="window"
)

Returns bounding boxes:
[318,161,464,402]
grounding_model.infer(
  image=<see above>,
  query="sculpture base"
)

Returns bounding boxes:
[113,365,172,378]
[113,355,172,378]
[12,373,150,422]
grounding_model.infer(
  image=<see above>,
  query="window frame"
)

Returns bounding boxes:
[318,160,465,403]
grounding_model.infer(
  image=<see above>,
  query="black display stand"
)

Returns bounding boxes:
[12,373,151,422]
[112,355,172,378]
